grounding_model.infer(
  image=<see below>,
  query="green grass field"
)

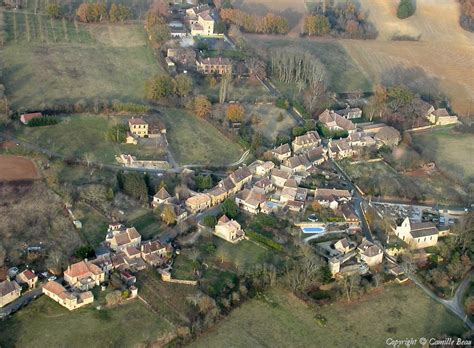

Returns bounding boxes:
[74,202,109,247]
[1,9,162,110]
[160,108,243,166]
[190,285,467,348]
[412,128,474,183]
[0,295,173,348]
[252,38,372,94]
[15,115,164,164]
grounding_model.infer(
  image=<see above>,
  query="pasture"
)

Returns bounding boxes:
[411,127,474,183]
[343,0,474,115]
[160,108,243,166]
[1,9,163,111]
[0,155,40,181]
[14,115,165,164]
[0,295,173,348]
[190,285,467,348]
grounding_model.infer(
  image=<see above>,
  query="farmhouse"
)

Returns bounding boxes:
[42,281,93,311]
[318,109,356,134]
[197,57,232,75]
[166,48,196,68]
[15,269,38,289]
[357,239,383,267]
[394,217,439,249]
[186,193,212,214]
[128,118,149,138]
[427,108,458,126]
[141,240,171,266]
[271,143,292,161]
[106,227,142,252]
[0,280,21,308]
[214,215,245,243]
[20,112,42,125]
[292,131,321,154]
[64,260,105,291]
[335,107,362,119]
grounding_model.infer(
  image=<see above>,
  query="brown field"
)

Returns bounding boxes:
[0,155,40,181]
[342,0,474,116]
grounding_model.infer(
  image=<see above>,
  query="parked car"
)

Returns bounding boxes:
[48,276,57,282]
[308,214,319,222]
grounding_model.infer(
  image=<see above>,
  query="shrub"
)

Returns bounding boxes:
[246,230,283,251]
[27,116,59,127]
[275,98,289,109]
[397,0,416,19]
[203,215,217,228]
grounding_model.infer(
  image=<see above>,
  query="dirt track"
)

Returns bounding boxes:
[0,155,40,181]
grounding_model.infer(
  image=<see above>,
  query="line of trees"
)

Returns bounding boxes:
[76,2,132,23]
[302,1,377,39]
[270,48,327,90]
[144,11,170,45]
[220,9,289,34]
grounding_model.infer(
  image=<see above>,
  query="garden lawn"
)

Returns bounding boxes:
[0,295,173,348]
[15,115,163,165]
[160,109,243,166]
[1,10,163,110]
[190,285,467,348]
[74,202,109,247]
[127,209,162,240]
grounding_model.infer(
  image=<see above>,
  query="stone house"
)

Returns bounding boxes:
[235,189,266,215]
[214,215,245,243]
[229,166,252,191]
[196,57,232,75]
[318,109,356,134]
[16,269,38,289]
[314,188,351,209]
[128,118,149,138]
[185,193,212,214]
[254,178,274,194]
[42,281,93,311]
[190,9,215,36]
[306,146,327,166]
[328,139,353,159]
[166,48,196,68]
[292,131,321,154]
[255,161,275,176]
[152,187,172,207]
[106,227,142,252]
[208,186,228,206]
[357,239,383,267]
[335,107,362,119]
[270,169,291,188]
[0,280,21,308]
[281,154,312,174]
[426,108,458,126]
[340,204,360,226]
[271,143,291,161]
[64,260,106,291]
[141,240,171,266]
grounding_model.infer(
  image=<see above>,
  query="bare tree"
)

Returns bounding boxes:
[339,274,360,301]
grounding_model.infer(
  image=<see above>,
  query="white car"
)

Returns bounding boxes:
[48,276,57,282]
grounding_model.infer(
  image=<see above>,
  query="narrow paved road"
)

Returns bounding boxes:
[0,287,43,318]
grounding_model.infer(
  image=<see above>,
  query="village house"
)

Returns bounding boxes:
[314,188,352,210]
[328,139,353,159]
[42,281,94,311]
[287,200,305,212]
[394,217,439,249]
[169,20,188,38]
[426,108,458,126]
[208,186,228,206]
[340,204,360,226]
[333,238,354,254]
[64,260,106,291]
[292,131,321,154]
[271,169,291,188]
[89,254,114,275]
[235,188,266,215]
[161,202,188,224]
[271,143,291,161]
[20,112,42,125]
[0,280,21,308]
[15,269,38,289]
[346,132,376,148]
[361,124,401,147]
[122,247,147,271]
[141,240,171,266]
[217,177,238,196]
[255,161,275,176]
[214,215,245,243]
[186,193,212,214]
[318,109,356,134]
[229,166,252,191]
[335,107,362,120]
[357,239,383,267]
[196,57,232,75]
[281,154,311,174]
[106,227,142,252]
[306,146,327,166]
[152,187,172,207]
[254,177,274,194]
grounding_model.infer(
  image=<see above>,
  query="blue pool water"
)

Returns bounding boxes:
[301,226,325,234]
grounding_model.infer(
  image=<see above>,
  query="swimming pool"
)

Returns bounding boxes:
[301,226,326,234]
